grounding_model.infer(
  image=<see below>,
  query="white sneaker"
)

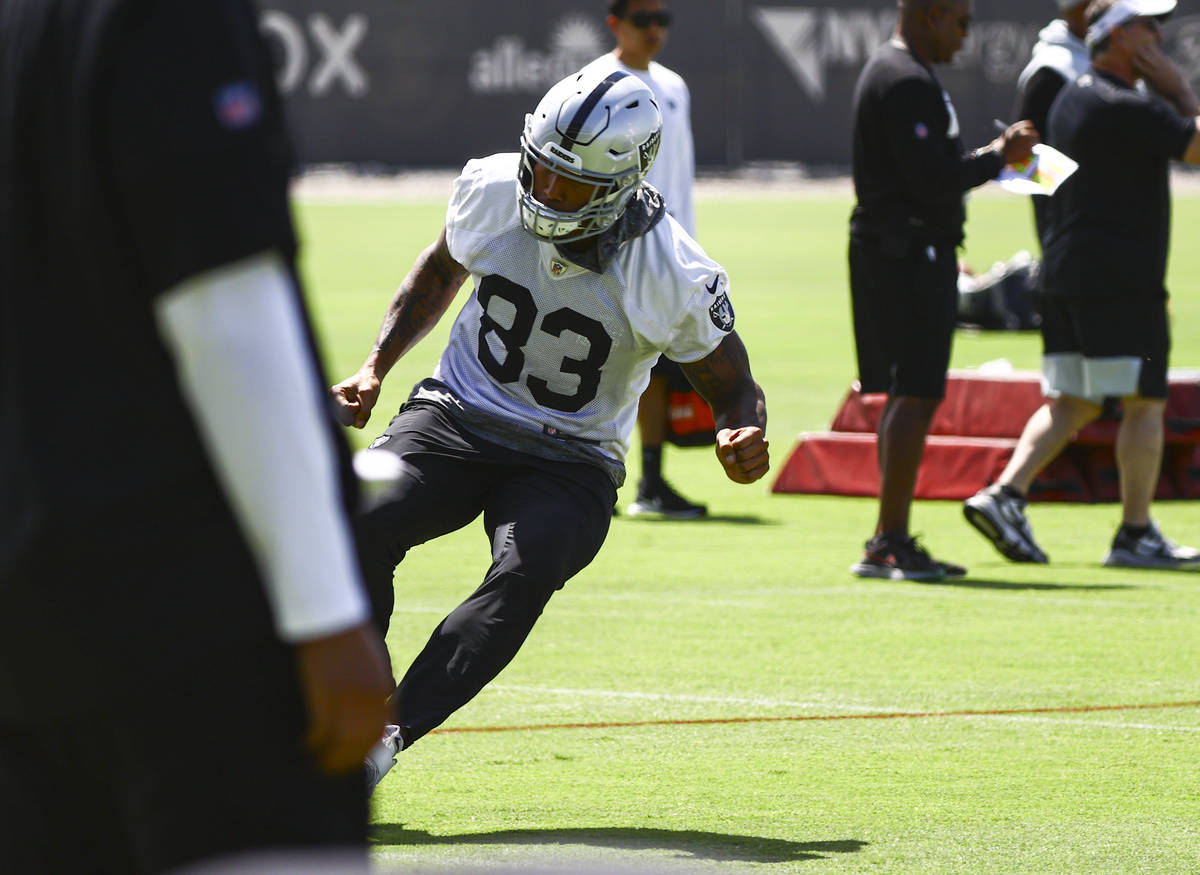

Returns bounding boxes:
[364,724,402,797]
[963,484,1048,563]
[1102,522,1200,570]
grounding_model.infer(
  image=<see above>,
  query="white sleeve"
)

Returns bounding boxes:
[154,251,369,642]
[675,80,697,237]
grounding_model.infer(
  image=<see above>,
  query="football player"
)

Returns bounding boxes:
[331,68,769,792]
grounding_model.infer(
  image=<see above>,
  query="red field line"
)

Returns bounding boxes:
[430,699,1200,736]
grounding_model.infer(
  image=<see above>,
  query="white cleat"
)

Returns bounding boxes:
[364,724,402,797]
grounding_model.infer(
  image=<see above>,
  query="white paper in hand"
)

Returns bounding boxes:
[996,143,1078,196]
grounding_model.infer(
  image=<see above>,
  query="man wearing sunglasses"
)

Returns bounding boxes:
[582,1,708,520]
[965,0,1200,570]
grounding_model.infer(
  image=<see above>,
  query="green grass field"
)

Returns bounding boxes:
[296,187,1200,873]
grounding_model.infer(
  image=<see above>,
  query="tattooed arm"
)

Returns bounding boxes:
[331,227,470,429]
[679,332,770,485]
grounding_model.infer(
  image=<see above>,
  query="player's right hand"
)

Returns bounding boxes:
[1000,120,1038,165]
[331,371,380,429]
[1134,44,1188,101]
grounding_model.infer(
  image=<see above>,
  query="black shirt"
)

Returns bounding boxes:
[1042,70,1196,297]
[0,0,354,714]
[1015,66,1071,242]
[0,0,304,572]
[850,40,1005,248]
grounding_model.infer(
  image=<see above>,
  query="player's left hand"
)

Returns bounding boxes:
[294,622,393,774]
[716,426,769,484]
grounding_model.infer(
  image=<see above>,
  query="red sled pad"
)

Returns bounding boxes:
[770,433,1018,501]
[830,371,1045,439]
[830,369,1200,443]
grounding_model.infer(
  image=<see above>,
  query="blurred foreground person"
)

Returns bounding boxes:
[0,1,392,872]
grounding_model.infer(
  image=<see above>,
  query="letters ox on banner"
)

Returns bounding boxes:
[260,0,1200,170]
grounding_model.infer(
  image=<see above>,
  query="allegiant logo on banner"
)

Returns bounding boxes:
[752,6,1039,103]
[469,15,606,94]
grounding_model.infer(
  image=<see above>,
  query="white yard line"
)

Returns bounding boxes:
[487,683,891,712]
[564,584,1197,613]
[975,713,1200,733]
[484,685,1200,734]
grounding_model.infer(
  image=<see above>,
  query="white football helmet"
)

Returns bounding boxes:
[518,69,662,243]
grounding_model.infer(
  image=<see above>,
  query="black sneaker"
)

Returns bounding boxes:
[850,533,948,581]
[627,479,707,519]
[937,558,968,579]
[964,484,1049,563]
[1102,522,1200,570]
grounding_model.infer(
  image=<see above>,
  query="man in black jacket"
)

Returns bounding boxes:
[0,2,391,871]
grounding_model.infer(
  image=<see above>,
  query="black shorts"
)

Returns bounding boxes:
[1040,292,1170,400]
[849,235,959,398]
[650,355,692,390]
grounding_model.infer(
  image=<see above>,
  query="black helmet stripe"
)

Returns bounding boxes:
[559,70,628,152]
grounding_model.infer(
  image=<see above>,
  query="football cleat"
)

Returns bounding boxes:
[627,478,707,519]
[364,724,403,797]
[851,533,955,582]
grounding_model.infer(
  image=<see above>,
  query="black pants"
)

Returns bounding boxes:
[356,403,616,742]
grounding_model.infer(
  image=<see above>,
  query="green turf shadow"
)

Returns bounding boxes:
[902,578,1141,591]
[616,513,779,525]
[370,824,866,863]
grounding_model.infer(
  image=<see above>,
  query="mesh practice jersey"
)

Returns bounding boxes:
[432,153,734,471]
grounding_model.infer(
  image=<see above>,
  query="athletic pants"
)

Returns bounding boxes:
[355,402,616,742]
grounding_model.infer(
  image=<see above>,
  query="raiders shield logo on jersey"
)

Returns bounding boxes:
[709,293,735,332]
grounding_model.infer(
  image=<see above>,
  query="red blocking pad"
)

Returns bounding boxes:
[1079,445,1179,503]
[830,371,1045,439]
[770,433,1017,501]
[830,369,1200,443]
[1168,445,1200,499]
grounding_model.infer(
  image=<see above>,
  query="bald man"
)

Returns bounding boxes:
[848,0,1037,580]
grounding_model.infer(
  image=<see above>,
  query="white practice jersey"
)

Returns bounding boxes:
[433,153,733,469]
[581,53,696,237]
[1017,19,1089,94]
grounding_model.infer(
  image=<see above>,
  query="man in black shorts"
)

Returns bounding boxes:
[0,2,391,872]
[848,0,1037,580]
[964,0,1200,569]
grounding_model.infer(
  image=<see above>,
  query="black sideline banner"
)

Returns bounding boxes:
[261,0,1200,169]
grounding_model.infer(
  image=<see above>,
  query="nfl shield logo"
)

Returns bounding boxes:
[549,259,568,277]
[214,81,262,130]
